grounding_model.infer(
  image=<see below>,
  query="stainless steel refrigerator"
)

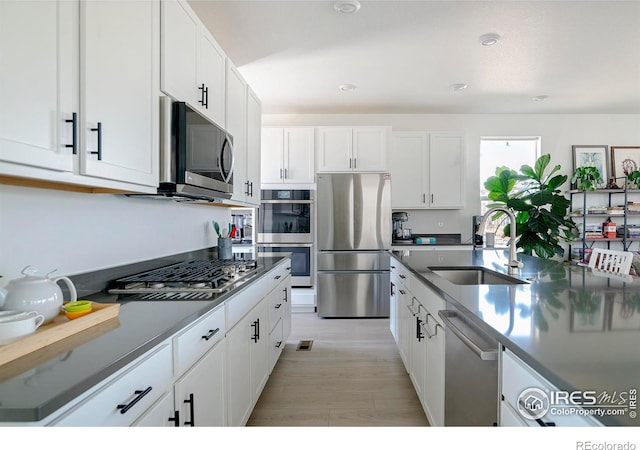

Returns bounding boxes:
[316,173,392,317]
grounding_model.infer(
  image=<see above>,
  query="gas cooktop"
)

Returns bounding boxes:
[107,259,260,300]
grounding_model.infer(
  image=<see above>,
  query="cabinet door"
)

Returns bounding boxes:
[429,133,465,208]
[197,29,226,128]
[134,391,178,427]
[245,87,262,205]
[175,341,226,427]
[352,127,388,171]
[316,127,352,172]
[225,313,252,426]
[0,0,77,173]
[261,127,284,184]
[250,301,269,403]
[81,0,159,187]
[424,316,445,426]
[390,132,429,208]
[160,0,198,106]
[227,61,248,204]
[396,285,411,370]
[283,127,315,184]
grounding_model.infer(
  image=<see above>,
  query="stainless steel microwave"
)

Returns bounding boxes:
[158,97,234,201]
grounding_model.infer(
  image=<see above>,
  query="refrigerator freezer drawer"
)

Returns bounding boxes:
[317,271,390,317]
[317,251,390,271]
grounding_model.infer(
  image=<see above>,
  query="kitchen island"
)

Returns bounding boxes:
[0,250,290,425]
[391,248,640,427]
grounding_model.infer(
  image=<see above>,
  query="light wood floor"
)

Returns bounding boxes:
[247,312,429,426]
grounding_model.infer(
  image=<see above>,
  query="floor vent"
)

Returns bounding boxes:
[296,340,313,351]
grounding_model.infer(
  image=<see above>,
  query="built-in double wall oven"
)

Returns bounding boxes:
[258,189,314,287]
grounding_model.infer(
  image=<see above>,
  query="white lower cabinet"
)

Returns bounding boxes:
[390,261,445,426]
[133,391,177,427]
[500,349,602,427]
[174,340,226,426]
[50,343,173,426]
[226,296,268,426]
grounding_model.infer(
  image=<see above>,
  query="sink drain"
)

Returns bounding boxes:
[296,340,313,351]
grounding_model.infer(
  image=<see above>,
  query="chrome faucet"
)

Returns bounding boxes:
[476,207,522,275]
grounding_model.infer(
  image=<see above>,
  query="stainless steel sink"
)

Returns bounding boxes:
[428,267,527,285]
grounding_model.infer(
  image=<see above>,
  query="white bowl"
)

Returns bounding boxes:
[0,311,45,345]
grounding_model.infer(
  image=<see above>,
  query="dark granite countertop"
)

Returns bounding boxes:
[391,249,640,426]
[0,250,288,422]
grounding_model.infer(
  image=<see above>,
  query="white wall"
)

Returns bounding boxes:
[265,113,640,244]
[0,184,232,284]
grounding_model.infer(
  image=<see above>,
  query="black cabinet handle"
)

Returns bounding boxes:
[251,318,260,343]
[416,317,424,342]
[249,181,254,197]
[399,289,406,295]
[275,341,283,349]
[283,287,288,302]
[274,303,282,309]
[117,386,152,414]
[65,112,77,154]
[198,83,206,106]
[274,275,281,280]
[399,274,406,279]
[184,393,195,427]
[390,282,396,296]
[244,180,250,196]
[204,85,209,109]
[202,327,220,341]
[90,122,102,160]
[168,410,180,427]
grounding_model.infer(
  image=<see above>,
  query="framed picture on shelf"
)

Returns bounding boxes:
[572,145,608,188]
[611,146,640,179]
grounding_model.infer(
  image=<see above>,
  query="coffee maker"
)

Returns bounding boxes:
[392,211,411,243]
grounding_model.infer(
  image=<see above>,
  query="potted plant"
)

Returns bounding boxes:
[570,166,603,191]
[484,153,578,259]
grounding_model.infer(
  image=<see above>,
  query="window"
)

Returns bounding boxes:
[479,137,540,245]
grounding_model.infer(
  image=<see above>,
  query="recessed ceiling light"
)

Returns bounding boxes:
[339,84,357,92]
[451,83,468,92]
[479,33,501,46]
[532,95,549,102]
[334,0,361,14]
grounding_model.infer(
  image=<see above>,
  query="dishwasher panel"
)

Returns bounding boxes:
[439,309,499,426]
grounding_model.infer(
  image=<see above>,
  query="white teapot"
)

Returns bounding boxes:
[0,266,77,324]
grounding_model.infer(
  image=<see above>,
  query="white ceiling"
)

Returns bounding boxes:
[188,0,640,115]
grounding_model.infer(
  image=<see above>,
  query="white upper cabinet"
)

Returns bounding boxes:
[261,127,314,185]
[0,0,78,173]
[429,133,465,208]
[0,0,159,189]
[389,132,429,208]
[161,0,225,128]
[228,61,261,206]
[227,61,248,204]
[80,0,159,187]
[245,87,262,204]
[390,131,465,209]
[316,126,388,172]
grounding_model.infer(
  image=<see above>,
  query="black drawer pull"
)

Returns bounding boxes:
[274,303,282,309]
[64,112,77,154]
[168,410,180,427]
[184,393,195,427]
[251,318,260,342]
[202,327,220,341]
[399,274,406,279]
[275,341,283,349]
[117,386,152,414]
[90,122,102,160]
[399,289,406,295]
[198,83,206,106]
[283,287,288,302]
[274,275,281,280]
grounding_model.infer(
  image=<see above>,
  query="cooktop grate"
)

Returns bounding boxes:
[113,259,257,285]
